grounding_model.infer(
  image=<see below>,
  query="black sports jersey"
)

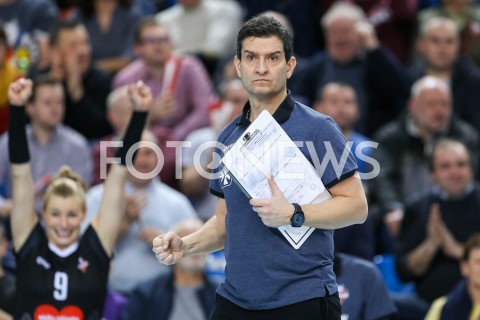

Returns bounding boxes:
[14,223,110,320]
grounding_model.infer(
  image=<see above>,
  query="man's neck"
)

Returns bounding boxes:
[32,123,55,146]
[426,66,453,80]
[144,62,165,80]
[95,0,116,13]
[248,91,287,122]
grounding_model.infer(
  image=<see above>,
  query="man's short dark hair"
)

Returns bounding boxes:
[49,20,84,47]
[428,138,471,172]
[236,15,293,62]
[462,233,480,261]
[29,75,63,103]
[133,17,162,45]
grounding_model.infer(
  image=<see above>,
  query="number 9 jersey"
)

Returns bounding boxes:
[14,223,110,320]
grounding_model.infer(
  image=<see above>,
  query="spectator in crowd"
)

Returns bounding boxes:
[155,0,242,76]
[0,76,92,217]
[86,129,197,295]
[7,78,151,319]
[410,17,480,133]
[91,85,177,188]
[425,233,480,320]
[0,0,58,73]
[123,219,217,320]
[0,24,19,134]
[314,82,376,260]
[320,0,418,64]
[114,18,216,140]
[314,82,375,180]
[418,0,480,65]
[0,223,14,320]
[47,20,113,140]
[395,139,480,318]
[180,79,248,221]
[73,0,142,75]
[371,76,479,237]
[291,1,410,136]
[334,252,397,320]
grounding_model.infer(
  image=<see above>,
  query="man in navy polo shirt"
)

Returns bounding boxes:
[153,15,368,320]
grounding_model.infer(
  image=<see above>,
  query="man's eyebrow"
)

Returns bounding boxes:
[242,50,282,56]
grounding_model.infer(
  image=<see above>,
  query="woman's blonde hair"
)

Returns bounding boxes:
[43,166,87,212]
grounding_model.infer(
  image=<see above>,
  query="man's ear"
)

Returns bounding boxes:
[286,56,297,80]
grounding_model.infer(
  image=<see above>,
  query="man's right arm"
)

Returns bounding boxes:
[183,198,227,256]
[153,198,226,264]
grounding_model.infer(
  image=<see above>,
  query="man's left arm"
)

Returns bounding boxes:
[298,173,367,229]
[251,173,368,229]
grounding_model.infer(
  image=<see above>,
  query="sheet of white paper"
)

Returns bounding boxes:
[222,110,332,249]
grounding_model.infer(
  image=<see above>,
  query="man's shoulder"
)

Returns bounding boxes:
[57,125,90,147]
[404,190,434,211]
[291,102,340,135]
[155,4,182,22]
[216,116,243,143]
[449,117,479,141]
[373,116,406,142]
[113,60,147,88]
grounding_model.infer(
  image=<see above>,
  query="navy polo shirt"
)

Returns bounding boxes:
[210,91,358,310]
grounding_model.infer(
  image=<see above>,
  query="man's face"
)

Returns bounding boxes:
[128,136,160,187]
[410,87,452,134]
[315,85,359,132]
[136,25,172,67]
[326,18,362,64]
[55,25,92,74]
[27,84,64,130]
[179,0,201,9]
[418,25,459,71]
[432,144,472,198]
[234,36,295,101]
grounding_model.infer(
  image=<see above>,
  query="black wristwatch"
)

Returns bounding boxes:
[290,203,305,227]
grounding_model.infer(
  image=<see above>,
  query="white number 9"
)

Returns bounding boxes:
[53,271,68,301]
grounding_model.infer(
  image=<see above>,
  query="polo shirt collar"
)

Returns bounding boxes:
[237,90,295,127]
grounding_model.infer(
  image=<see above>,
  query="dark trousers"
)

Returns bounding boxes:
[209,293,341,320]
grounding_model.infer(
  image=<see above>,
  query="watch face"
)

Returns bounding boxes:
[292,213,304,227]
